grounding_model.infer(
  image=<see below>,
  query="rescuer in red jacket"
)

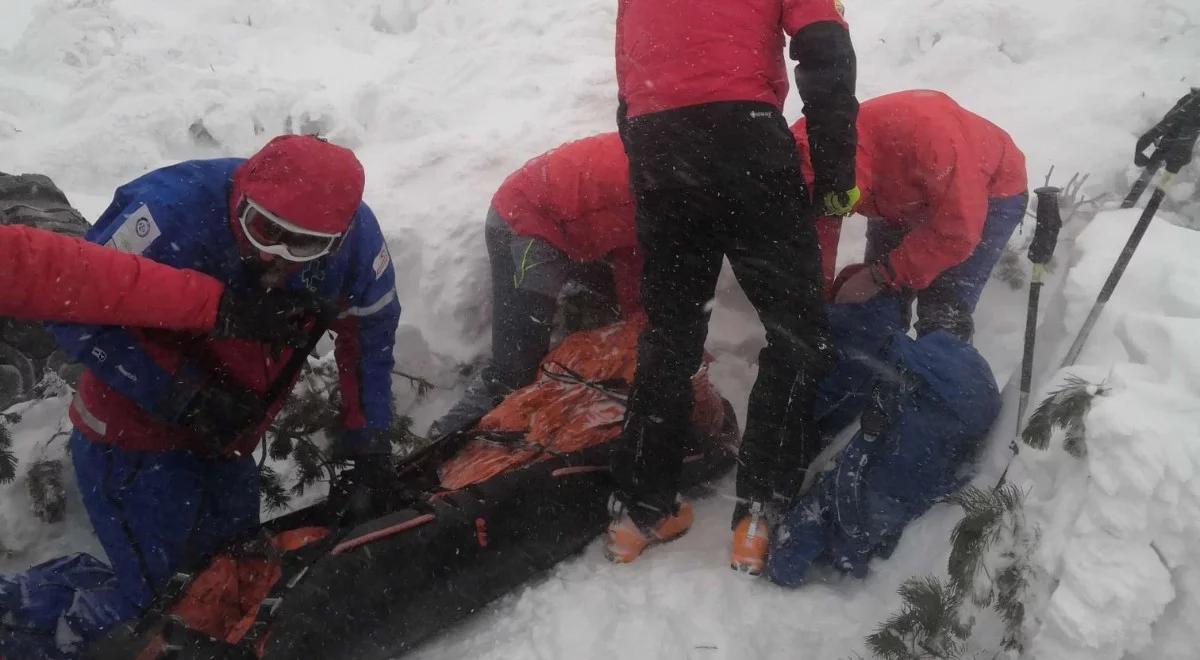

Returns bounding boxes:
[432,132,641,436]
[608,0,859,574]
[0,223,311,337]
[795,90,1028,339]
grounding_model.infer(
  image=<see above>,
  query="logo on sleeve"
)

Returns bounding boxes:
[372,244,391,279]
[105,204,162,255]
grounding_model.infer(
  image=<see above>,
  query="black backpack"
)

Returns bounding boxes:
[0,172,90,409]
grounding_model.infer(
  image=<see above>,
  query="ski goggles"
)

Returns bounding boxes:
[236,198,343,262]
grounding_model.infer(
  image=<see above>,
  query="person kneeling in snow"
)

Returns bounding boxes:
[795,89,1028,340]
[431,132,641,437]
[0,135,400,658]
[764,91,1025,585]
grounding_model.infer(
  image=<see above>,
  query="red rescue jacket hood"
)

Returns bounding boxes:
[229,135,365,236]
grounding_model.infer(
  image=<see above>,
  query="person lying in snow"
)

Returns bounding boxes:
[0,135,401,659]
[431,132,643,437]
[766,287,1001,587]
[795,89,1029,340]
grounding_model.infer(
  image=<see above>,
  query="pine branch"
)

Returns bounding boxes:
[1021,376,1106,451]
[867,577,968,660]
[259,465,291,512]
[28,459,66,523]
[392,369,437,399]
[865,628,913,660]
[0,420,16,484]
[946,485,1025,601]
[1063,420,1088,459]
[290,436,328,498]
[994,563,1030,653]
[269,434,295,461]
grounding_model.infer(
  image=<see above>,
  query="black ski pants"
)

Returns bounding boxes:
[612,169,833,526]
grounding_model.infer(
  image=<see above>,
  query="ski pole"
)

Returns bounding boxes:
[1060,174,1173,368]
[1120,158,1160,209]
[1017,187,1063,428]
[1062,91,1200,367]
[995,188,1062,489]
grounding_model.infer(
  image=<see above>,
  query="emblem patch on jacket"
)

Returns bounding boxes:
[106,204,161,255]
[372,244,391,279]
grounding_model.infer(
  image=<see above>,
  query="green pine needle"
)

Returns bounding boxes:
[0,420,15,484]
[258,465,291,512]
[1022,376,1105,451]
[268,434,295,461]
[867,577,968,660]
[1063,420,1088,459]
[864,628,911,660]
[946,485,1025,600]
[994,563,1030,653]
[290,437,327,497]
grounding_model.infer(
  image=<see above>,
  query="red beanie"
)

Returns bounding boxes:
[230,135,365,235]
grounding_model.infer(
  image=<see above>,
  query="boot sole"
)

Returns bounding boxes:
[730,561,763,577]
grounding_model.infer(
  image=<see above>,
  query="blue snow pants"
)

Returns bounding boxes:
[866,193,1028,339]
[0,432,259,659]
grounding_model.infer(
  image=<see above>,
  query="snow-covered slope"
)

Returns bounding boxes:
[1013,207,1200,660]
[1,0,1199,658]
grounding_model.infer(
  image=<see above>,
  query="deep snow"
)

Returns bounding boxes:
[1,0,1199,658]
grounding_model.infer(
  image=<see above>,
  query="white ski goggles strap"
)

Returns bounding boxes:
[237,198,343,262]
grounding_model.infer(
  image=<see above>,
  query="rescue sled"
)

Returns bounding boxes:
[87,319,739,660]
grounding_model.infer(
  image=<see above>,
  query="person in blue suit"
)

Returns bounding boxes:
[1,135,400,658]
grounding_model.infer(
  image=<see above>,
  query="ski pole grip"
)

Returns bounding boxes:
[1029,187,1063,265]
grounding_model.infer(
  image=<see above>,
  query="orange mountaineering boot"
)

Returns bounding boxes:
[730,500,770,576]
[603,494,694,564]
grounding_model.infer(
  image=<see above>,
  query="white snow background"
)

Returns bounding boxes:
[1,0,1199,658]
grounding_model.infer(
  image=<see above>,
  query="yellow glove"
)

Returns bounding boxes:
[822,186,861,216]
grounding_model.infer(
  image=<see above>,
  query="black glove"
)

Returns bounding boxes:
[1135,89,1200,173]
[176,380,266,447]
[337,452,398,520]
[212,287,322,348]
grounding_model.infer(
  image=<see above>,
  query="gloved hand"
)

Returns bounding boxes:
[211,287,322,348]
[832,262,895,304]
[176,380,266,448]
[822,186,861,217]
[1135,88,1200,172]
[336,451,398,519]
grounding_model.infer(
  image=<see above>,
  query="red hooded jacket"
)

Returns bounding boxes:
[490,132,643,314]
[0,224,223,329]
[616,0,848,118]
[795,90,1028,292]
